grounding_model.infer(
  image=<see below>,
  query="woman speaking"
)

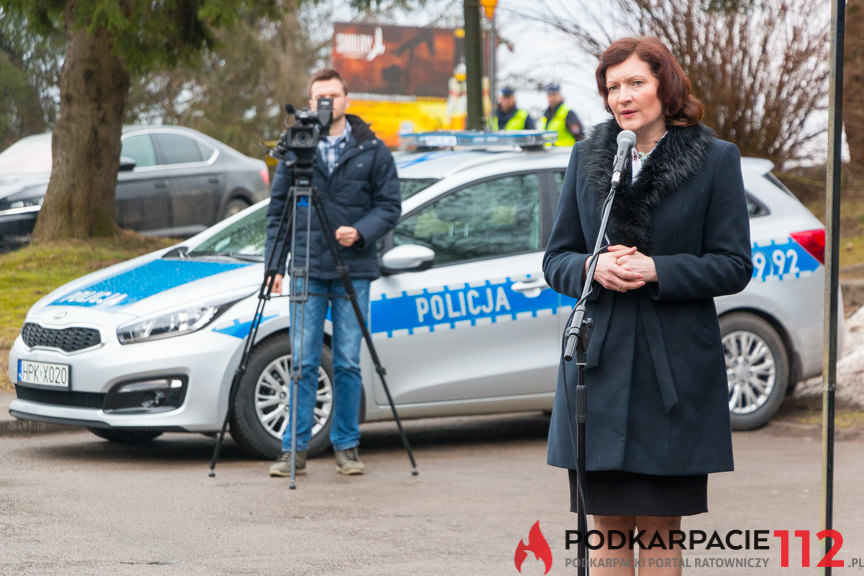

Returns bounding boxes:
[544,37,753,575]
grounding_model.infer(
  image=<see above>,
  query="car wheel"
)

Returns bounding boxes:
[721,312,789,430]
[220,198,250,220]
[229,336,334,459]
[89,429,163,444]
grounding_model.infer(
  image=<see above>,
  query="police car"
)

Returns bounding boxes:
[7,131,833,458]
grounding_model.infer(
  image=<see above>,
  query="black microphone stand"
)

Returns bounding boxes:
[561,153,630,576]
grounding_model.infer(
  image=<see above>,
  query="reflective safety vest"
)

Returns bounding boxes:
[540,104,576,147]
[493,109,530,131]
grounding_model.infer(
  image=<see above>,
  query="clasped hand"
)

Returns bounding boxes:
[588,244,657,293]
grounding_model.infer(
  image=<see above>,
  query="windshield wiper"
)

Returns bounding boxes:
[181,249,262,262]
[226,252,264,262]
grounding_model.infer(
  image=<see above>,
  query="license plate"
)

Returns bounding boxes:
[17,359,70,389]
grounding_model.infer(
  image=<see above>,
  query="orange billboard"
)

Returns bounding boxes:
[332,23,464,98]
[347,97,450,148]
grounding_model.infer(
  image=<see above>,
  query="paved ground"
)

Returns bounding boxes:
[1,405,863,576]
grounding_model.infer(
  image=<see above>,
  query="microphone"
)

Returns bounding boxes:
[611,130,636,186]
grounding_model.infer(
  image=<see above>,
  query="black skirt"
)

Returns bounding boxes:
[569,469,707,517]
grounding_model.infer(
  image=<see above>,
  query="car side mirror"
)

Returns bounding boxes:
[381,244,435,274]
[119,156,136,172]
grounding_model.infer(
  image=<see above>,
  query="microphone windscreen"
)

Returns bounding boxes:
[617,130,636,149]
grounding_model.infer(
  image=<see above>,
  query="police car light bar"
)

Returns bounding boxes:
[399,130,557,150]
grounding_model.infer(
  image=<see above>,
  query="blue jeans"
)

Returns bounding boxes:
[283,276,370,452]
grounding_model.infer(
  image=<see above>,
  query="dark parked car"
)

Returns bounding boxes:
[0,125,270,240]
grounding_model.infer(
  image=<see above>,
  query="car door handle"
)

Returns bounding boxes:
[154,181,168,189]
[208,177,220,184]
[511,278,548,298]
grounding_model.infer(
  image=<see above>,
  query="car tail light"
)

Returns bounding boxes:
[790,229,825,264]
[260,168,270,187]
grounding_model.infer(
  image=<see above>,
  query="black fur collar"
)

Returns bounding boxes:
[581,119,713,253]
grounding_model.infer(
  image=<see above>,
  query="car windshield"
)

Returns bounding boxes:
[0,135,51,173]
[180,179,435,260]
[186,204,267,259]
[399,178,437,200]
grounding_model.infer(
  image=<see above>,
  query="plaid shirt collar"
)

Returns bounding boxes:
[318,121,352,174]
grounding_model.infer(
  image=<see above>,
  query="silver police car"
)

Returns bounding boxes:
[7,132,832,458]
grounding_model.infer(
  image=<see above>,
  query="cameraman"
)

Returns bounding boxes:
[264,68,401,477]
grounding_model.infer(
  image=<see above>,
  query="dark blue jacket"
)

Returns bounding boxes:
[544,120,752,476]
[264,115,401,280]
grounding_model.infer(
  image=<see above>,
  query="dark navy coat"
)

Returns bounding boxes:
[264,115,401,280]
[544,120,753,476]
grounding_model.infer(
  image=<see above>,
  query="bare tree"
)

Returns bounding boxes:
[846,0,864,173]
[522,0,829,166]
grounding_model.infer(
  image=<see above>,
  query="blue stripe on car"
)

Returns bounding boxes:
[213,314,278,339]
[370,277,562,338]
[751,239,820,282]
[49,260,250,308]
[366,236,810,338]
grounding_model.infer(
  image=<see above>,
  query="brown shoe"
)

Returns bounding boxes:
[334,447,365,475]
[269,450,307,477]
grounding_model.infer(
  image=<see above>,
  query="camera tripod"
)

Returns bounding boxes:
[209,122,418,487]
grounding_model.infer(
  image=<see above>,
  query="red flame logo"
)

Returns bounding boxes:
[514,521,553,574]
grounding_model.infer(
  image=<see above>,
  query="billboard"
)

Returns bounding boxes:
[346,97,451,148]
[332,23,464,99]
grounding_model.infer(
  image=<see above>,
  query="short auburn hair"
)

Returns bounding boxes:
[595,37,703,127]
[308,68,349,97]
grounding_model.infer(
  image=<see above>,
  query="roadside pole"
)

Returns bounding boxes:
[822,1,845,574]
[480,0,498,130]
[463,0,484,130]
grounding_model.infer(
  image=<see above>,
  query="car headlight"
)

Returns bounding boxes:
[0,187,45,212]
[0,197,43,211]
[116,297,243,344]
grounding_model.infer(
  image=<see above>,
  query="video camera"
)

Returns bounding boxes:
[270,97,334,165]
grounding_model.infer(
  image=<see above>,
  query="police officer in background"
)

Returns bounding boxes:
[540,82,584,146]
[493,85,536,131]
